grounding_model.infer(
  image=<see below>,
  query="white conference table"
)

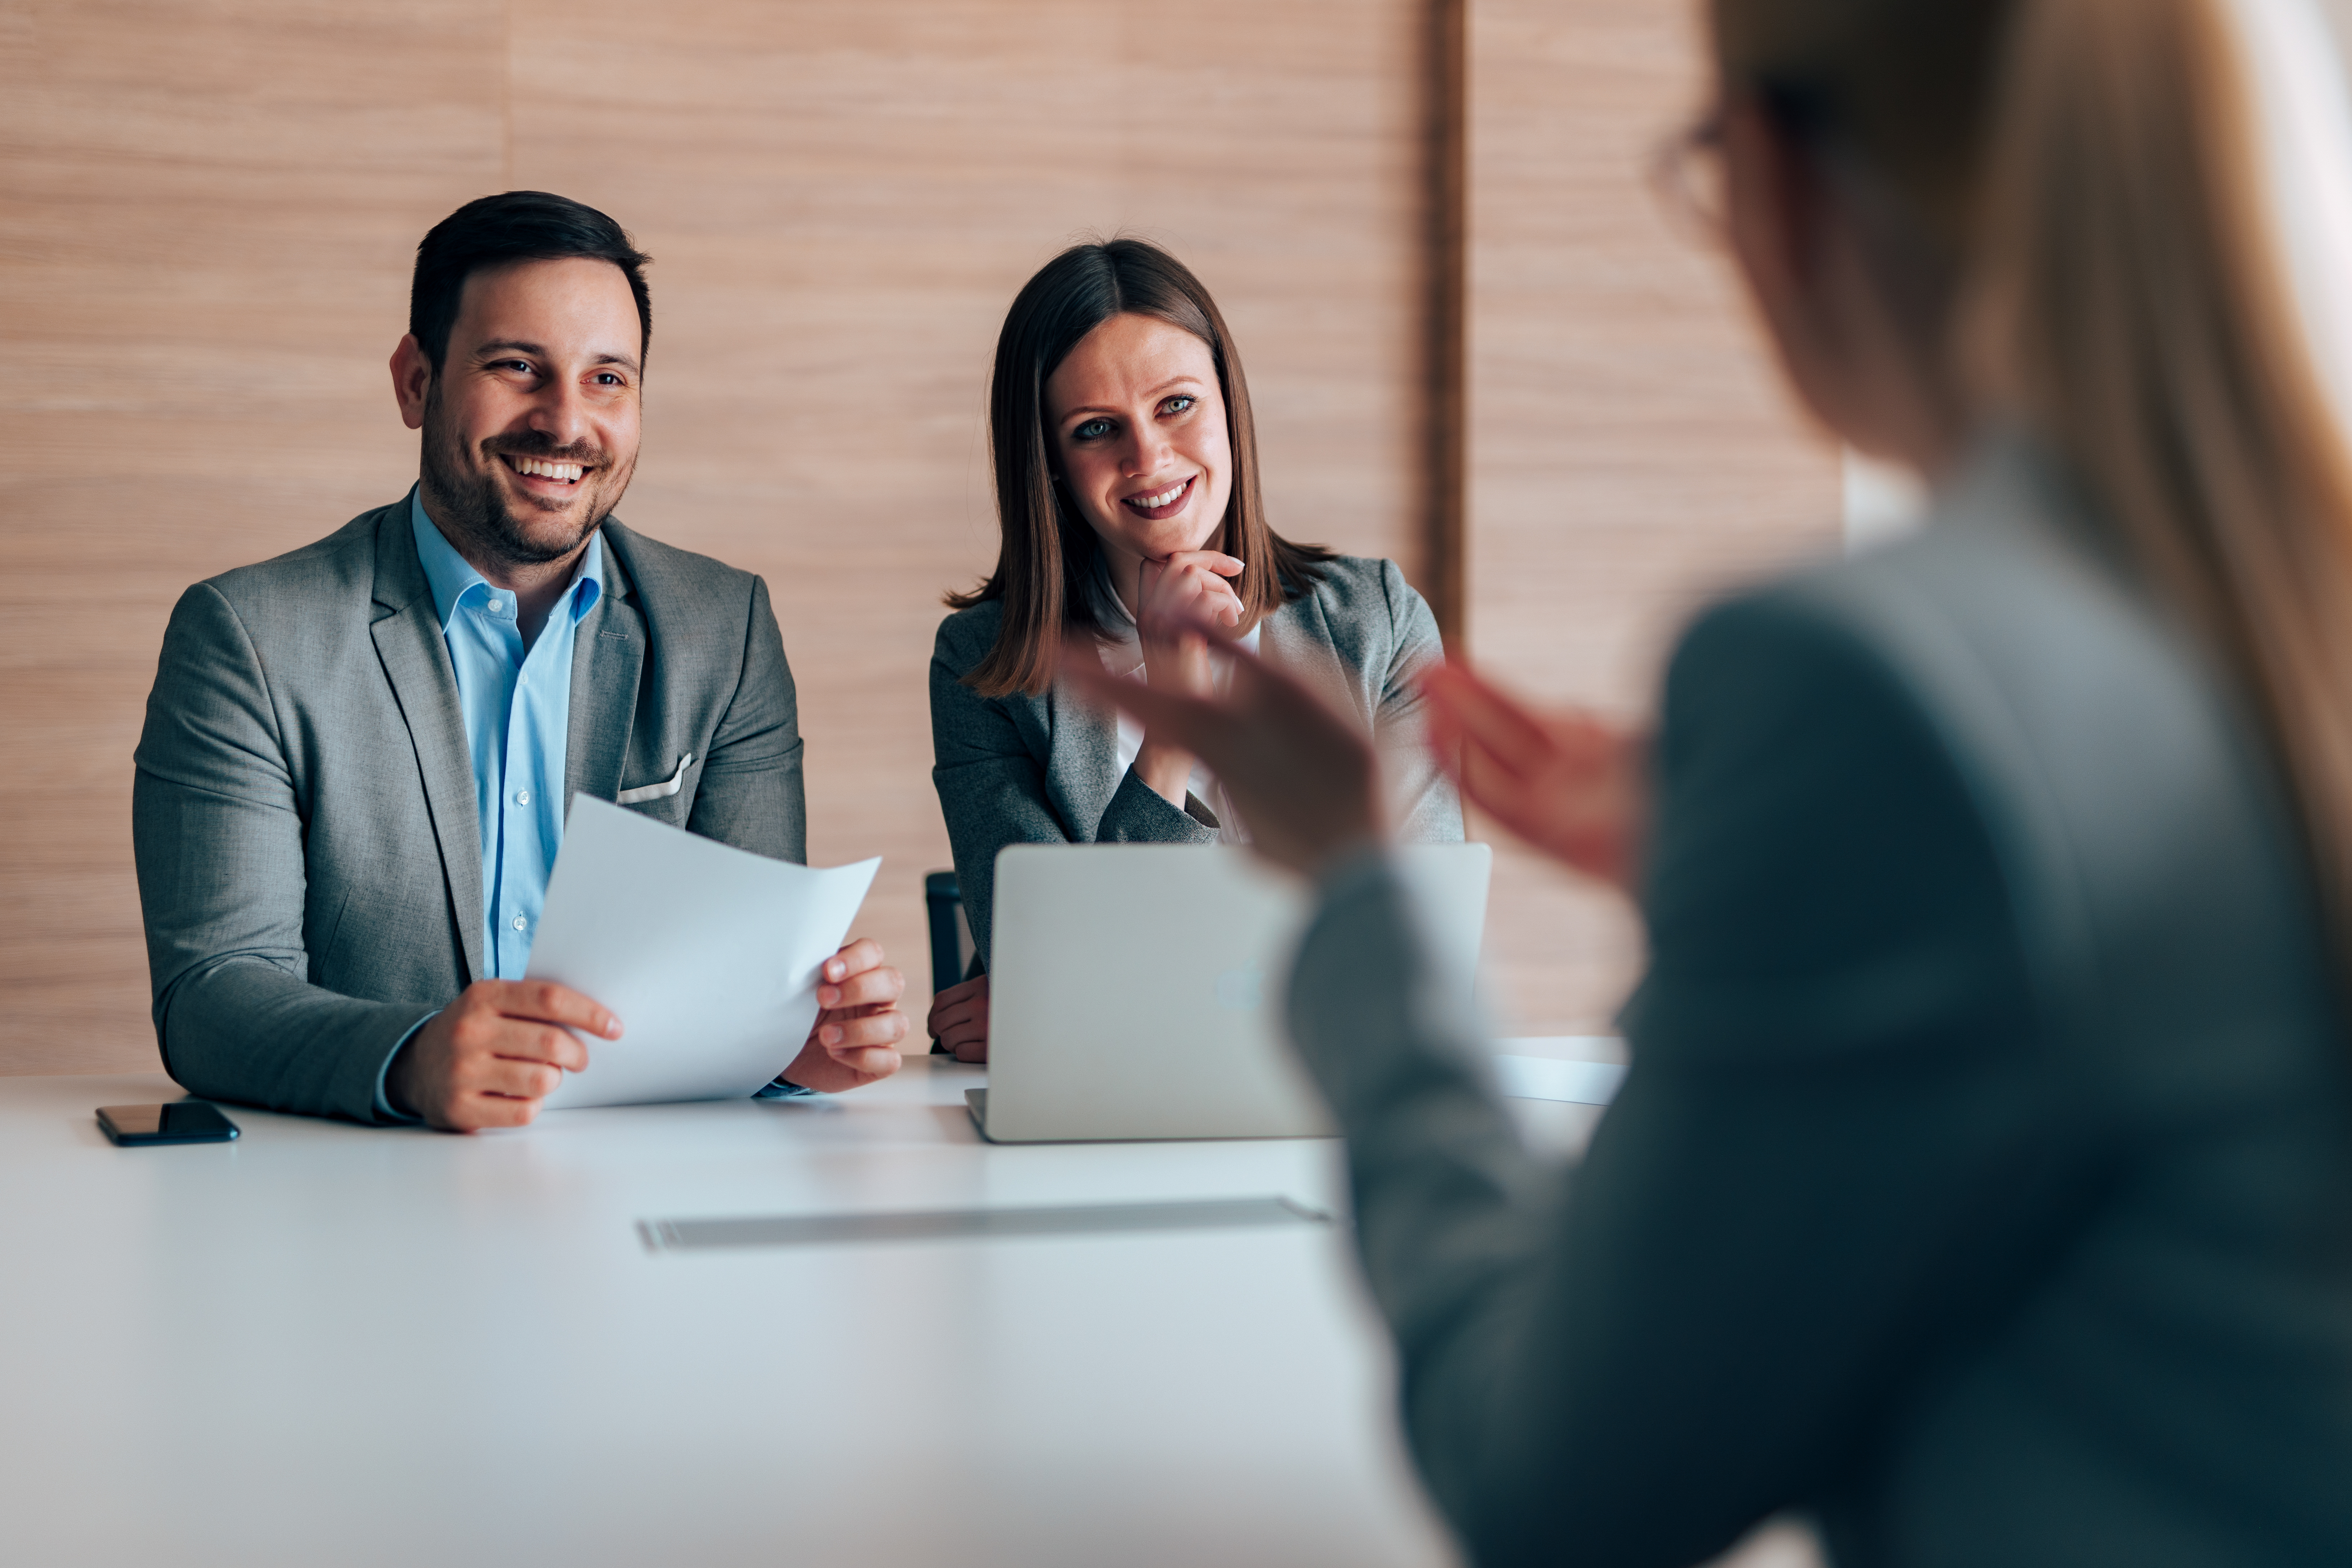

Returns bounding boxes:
[1,1057,1512,1568]
[0,1054,1829,1568]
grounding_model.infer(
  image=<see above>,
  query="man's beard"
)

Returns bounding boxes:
[418,384,620,568]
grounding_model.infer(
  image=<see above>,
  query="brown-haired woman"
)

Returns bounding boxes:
[924,239,1462,1061]
[1068,0,2352,1559]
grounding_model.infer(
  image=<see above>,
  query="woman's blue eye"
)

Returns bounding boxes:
[1074,418,1114,440]
[1162,395,1195,415]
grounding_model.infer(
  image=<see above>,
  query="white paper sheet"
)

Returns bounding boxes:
[527,797,880,1111]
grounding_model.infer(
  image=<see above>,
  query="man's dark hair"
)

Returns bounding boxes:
[409,191,652,371]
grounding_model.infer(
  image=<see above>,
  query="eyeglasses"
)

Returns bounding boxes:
[1648,108,1729,244]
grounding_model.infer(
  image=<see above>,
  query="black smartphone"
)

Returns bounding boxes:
[97,1102,240,1146]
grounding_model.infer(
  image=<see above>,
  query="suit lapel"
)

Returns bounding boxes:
[367,505,486,985]
[568,525,646,811]
[1045,670,1122,836]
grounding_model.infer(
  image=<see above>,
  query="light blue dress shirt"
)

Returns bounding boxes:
[409,490,605,978]
[371,490,603,1117]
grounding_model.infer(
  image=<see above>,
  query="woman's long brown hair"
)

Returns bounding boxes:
[1720,0,2352,991]
[948,239,1335,698]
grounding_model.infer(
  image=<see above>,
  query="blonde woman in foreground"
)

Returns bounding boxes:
[1070,0,2352,1562]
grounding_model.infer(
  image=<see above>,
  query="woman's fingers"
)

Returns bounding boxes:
[1161,550,1244,578]
[926,995,986,1036]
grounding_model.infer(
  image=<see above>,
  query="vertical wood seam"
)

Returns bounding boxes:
[1425,0,1469,651]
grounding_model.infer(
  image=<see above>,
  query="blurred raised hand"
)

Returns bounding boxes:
[1418,661,1647,896]
[1059,611,1384,876]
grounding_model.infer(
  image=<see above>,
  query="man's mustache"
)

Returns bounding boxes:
[480,434,609,469]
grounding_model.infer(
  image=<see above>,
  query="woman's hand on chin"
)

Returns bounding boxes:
[1419,661,1647,896]
[1131,550,1246,806]
[1136,551,1243,693]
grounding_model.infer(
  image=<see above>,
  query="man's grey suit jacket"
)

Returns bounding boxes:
[133,498,805,1124]
[1285,438,2352,1564]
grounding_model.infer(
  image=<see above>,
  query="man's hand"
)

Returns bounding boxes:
[926,973,989,1063]
[1419,661,1648,895]
[777,937,909,1093]
[386,979,620,1132]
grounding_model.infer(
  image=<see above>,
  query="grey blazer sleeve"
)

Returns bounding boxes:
[1369,559,1463,844]
[132,583,437,1123]
[686,573,806,863]
[1284,596,2064,1566]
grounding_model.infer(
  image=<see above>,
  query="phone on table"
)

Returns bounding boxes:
[97,1102,240,1146]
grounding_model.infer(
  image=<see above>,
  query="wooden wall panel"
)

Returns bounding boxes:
[504,0,1429,1022]
[1465,0,1842,1036]
[0,0,1429,1073]
[1,0,1841,1074]
[0,0,509,1074]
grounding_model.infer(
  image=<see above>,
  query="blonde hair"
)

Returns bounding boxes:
[1717,0,2352,984]
[1975,0,2352,982]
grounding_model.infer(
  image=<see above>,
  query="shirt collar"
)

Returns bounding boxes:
[409,486,605,633]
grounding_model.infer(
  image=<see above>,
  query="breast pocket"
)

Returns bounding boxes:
[615,750,696,824]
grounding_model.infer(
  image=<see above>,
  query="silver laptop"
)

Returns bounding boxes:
[969,843,1492,1142]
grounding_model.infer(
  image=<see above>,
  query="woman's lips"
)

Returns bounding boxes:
[1121,475,1195,521]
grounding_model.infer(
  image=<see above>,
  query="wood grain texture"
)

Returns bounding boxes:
[0,0,1430,1073]
[1464,0,1842,1036]
[0,0,1836,1075]
[502,0,1429,1035]
[0,0,508,1075]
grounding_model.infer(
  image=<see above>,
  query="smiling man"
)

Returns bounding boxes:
[133,191,908,1130]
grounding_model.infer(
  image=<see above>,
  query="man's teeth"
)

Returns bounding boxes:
[512,457,585,481]
[1132,479,1189,509]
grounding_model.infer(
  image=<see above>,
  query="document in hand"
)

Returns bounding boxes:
[528,797,881,1111]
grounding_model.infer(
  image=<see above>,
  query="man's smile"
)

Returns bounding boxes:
[499,453,589,487]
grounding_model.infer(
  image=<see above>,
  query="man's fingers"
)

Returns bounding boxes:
[820,937,887,986]
[819,1006,912,1052]
[483,979,621,1040]
[830,1045,903,1079]
[483,1021,590,1072]
[453,1093,540,1131]
[818,962,904,1012]
[475,1055,564,1101]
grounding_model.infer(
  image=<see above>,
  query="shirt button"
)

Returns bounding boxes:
[486,598,505,614]
[511,915,528,932]
[514,789,531,806]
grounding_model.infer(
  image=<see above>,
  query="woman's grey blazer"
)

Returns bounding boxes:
[930,555,1462,966]
[1284,439,2352,1565]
